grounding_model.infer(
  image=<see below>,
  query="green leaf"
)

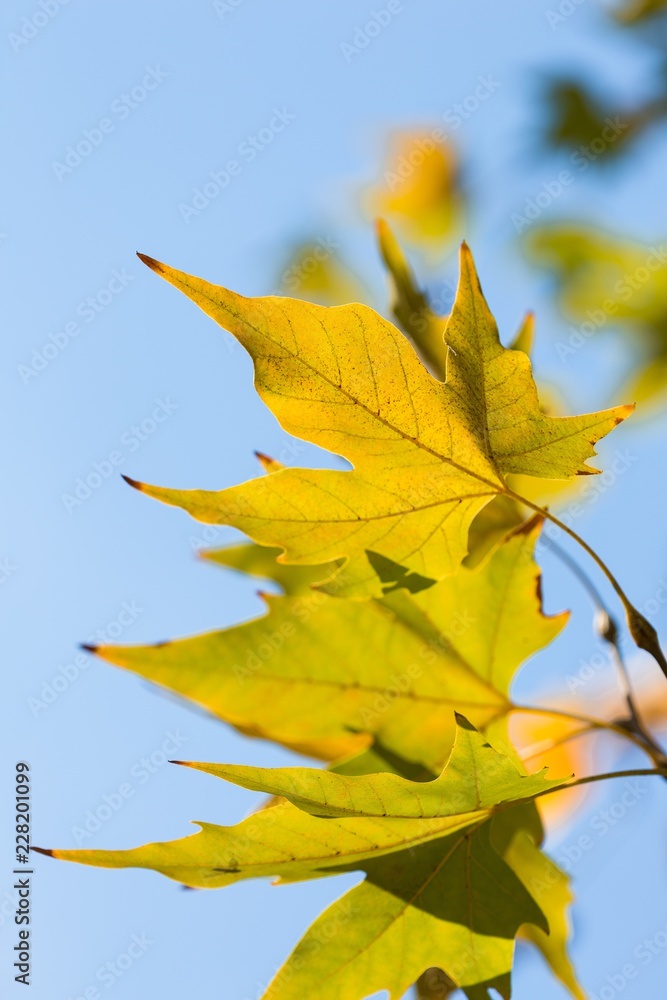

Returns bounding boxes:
[88,518,567,771]
[42,718,568,999]
[256,823,546,1000]
[201,541,338,596]
[179,714,569,818]
[504,827,584,1000]
[41,718,564,887]
[322,736,582,998]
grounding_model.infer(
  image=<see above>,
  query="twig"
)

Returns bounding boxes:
[506,488,667,678]
[533,767,667,801]
[542,537,667,770]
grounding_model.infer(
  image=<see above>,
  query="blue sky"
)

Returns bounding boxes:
[3,2,667,998]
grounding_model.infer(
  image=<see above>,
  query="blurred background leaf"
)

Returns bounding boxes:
[527,224,667,408]
[273,238,367,305]
[613,0,667,24]
[362,129,466,260]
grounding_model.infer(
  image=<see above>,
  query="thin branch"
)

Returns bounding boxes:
[505,488,667,678]
[544,536,635,707]
[533,767,667,801]
[541,537,667,769]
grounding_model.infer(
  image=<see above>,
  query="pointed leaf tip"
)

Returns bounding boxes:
[375,217,390,239]
[31,846,55,858]
[254,451,284,473]
[116,249,631,593]
[80,643,98,653]
[136,252,164,273]
[458,240,479,276]
[121,474,144,491]
[459,239,476,262]
[512,512,545,536]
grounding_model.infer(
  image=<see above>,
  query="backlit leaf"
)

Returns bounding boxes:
[178,715,569,817]
[42,718,568,999]
[128,245,630,597]
[88,518,567,771]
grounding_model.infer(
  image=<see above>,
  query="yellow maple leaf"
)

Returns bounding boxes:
[129,244,631,599]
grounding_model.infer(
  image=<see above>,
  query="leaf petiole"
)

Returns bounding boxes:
[533,767,667,801]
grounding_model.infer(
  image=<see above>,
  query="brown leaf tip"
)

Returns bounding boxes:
[615,403,636,423]
[136,252,165,274]
[80,643,98,654]
[121,474,145,492]
[512,512,544,538]
[31,846,55,858]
